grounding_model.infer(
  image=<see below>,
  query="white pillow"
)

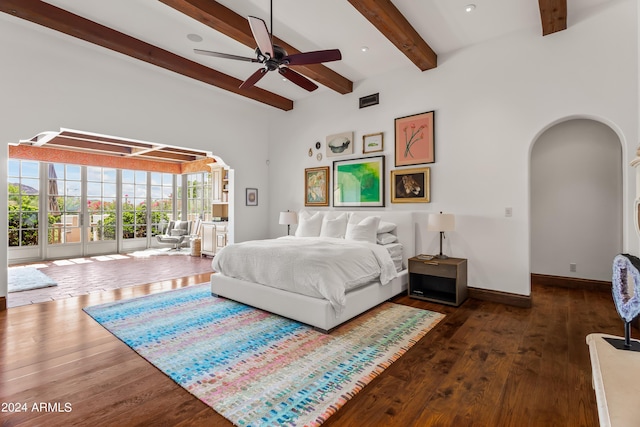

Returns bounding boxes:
[376,232,398,245]
[320,213,348,238]
[345,215,380,244]
[377,221,397,234]
[295,211,323,237]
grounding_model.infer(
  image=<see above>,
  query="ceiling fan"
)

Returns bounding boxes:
[194,3,341,92]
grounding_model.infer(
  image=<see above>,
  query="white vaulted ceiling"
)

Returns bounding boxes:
[2,0,616,110]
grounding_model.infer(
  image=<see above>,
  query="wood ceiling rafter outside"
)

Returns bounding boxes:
[538,0,568,36]
[158,0,353,95]
[0,0,294,111]
[46,131,207,163]
[22,129,214,169]
[347,0,437,71]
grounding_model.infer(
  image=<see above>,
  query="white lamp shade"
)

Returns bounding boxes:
[427,213,455,232]
[279,211,298,225]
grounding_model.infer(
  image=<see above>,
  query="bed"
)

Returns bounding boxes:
[210,210,416,332]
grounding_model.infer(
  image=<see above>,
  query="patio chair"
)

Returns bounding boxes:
[156,220,191,250]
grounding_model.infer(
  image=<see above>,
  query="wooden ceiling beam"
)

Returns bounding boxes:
[136,151,196,162]
[538,0,567,36]
[47,136,133,155]
[159,0,353,94]
[0,0,294,110]
[347,0,437,71]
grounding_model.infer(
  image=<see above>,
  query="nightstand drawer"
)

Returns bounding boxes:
[409,260,457,278]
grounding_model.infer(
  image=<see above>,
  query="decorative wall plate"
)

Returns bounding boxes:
[316,153,322,161]
[308,148,313,157]
[315,141,321,150]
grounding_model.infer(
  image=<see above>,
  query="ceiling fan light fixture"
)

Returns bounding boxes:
[465,4,476,13]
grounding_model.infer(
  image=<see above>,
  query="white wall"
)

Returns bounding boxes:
[0,15,273,299]
[531,119,622,281]
[267,0,639,296]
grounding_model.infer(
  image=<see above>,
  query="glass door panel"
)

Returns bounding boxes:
[48,164,82,246]
[87,166,117,242]
[150,172,173,240]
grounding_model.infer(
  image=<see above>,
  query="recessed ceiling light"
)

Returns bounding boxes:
[361,46,369,52]
[465,4,476,13]
[187,33,203,42]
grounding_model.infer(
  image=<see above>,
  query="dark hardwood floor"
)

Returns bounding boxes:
[1,275,622,426]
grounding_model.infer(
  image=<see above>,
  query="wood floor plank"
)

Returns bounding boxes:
[0,266,621,426]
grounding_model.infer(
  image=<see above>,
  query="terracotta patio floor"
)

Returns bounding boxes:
[7,250,214,308]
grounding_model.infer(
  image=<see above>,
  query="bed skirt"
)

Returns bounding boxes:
[210,270,408,333]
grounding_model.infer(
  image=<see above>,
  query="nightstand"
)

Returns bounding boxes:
[408,256,468,306]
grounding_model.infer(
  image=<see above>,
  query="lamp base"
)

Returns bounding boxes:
[434,254,449,259]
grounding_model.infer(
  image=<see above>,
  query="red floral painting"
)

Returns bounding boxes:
[394,111,435,166]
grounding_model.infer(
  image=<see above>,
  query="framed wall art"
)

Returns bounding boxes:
[245,188,258,206]
[391,167,430,203]
[363,132,383,154]
[326,131,354,157]
[305,166,330,206]
[333,156,385,207]
[394,110,435,166]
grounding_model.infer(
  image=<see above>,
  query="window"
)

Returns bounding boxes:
[47,163,83,244]
[8,160,40,247]
[150,172,173,236]
[87,166,117,241]
[122,170,148,239]
[186,172,211,222]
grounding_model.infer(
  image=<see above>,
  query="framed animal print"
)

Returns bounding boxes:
[305,166,330,206]
[391,167,430,203]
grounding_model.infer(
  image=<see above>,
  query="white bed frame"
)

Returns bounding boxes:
[210,211,416,332]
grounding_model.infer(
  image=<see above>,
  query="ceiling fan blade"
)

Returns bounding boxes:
[283,49,342,66]
[194,49,258,63]
[248,16,273,58]
[239,68,268,89]
[279,67,318,92]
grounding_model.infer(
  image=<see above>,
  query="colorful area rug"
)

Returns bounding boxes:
[84,284,444,426]
[8,267,58,292]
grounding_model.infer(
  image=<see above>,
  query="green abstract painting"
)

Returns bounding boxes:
[333,156,385,207]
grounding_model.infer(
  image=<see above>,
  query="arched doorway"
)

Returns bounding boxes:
[530,118,622,282]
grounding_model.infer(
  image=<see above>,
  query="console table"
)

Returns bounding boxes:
[586,333,640,426]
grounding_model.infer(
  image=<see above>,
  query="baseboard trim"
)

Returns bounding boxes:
[468,287,532,308]
[531,273,611,291]
[0,296,6,311]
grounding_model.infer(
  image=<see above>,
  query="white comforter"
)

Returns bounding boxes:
[211,236,397,314]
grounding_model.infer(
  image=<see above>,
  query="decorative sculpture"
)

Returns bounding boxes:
[607,254,640,351]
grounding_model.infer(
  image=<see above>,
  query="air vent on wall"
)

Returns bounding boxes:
[359,93,379,109]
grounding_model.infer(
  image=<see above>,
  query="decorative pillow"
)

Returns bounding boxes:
[377,221,397,234]
[320,213,348,238]
[295,211,323,237]
[376,232,398,245]
[345,215,380,244]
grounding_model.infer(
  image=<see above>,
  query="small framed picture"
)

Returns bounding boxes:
[391,167,430,203]
[246,188,258,206]
[363,132,383,154]
[326,131,354,157]
[305,166,330,206]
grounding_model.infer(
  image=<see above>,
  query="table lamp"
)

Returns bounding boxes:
[279,211,298,236]
[427,212,455,259]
